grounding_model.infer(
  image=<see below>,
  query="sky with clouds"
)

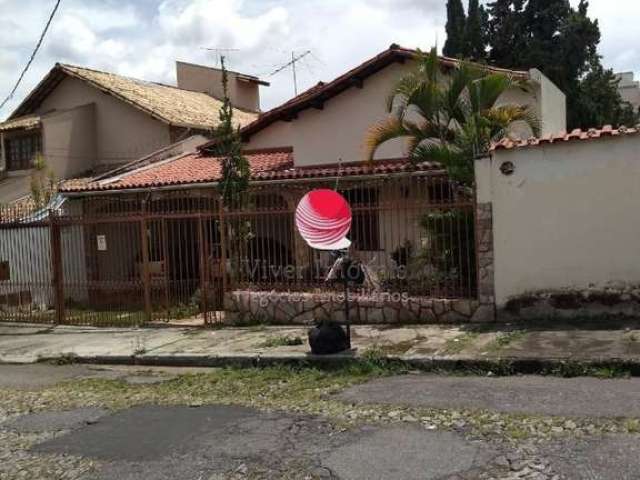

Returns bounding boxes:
[0,0,639,121]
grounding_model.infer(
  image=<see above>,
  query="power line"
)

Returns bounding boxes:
[0,0,62,113]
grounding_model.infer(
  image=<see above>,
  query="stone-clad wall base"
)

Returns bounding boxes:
[224,290,482,325]
[500,285,640,320]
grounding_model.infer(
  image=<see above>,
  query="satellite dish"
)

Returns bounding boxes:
[295,189,352,250]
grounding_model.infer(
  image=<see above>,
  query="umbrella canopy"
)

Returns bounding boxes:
[295,189,352,250]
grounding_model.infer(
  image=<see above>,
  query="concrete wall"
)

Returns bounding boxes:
[41,103,96,178]
[38,76,171,169]
[476,135,640,312]
[529,69,566,136]
[245,61,564,167]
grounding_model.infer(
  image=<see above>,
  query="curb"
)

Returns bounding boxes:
[12,353,640,376]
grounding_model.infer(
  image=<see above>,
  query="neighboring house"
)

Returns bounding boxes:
[0,61,267,205]
[615,71,640,113]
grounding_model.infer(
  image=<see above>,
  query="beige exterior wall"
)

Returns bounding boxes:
[477,136,640,307]
[176,61,260,112]
[245,61,565,167]
[41,103,96,178]
[38,76,171,169]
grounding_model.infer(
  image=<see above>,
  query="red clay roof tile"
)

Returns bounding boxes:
[491,126,640,152]
[60,150,444,194]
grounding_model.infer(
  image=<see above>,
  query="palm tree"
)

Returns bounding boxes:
[365,48,539,185]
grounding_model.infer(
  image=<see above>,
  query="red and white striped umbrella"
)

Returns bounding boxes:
[295,189,352,250]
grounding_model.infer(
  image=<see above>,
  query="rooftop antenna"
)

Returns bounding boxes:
[269,50,312,96]
[200,47,240,67]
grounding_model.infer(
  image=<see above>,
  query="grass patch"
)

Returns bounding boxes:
[543,362,631,379]
[259,335,305,348]
[485,330,526,353]
[443,332,479,355]
[2,363,639,445]
[367,340,416,356]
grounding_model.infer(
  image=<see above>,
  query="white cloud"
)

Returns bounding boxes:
[0,0,638,121]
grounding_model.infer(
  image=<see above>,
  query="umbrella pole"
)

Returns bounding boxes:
[342,254,351,349]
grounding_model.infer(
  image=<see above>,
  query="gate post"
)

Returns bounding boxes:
[218,196,228,295]
[140,201,152,323]
[197,214,209,324]
[49,209,65,324]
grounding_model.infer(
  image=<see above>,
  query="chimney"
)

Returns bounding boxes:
[176,61,269,112]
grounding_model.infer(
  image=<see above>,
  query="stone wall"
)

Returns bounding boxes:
[474,202,496,322]
[223,290,482,325]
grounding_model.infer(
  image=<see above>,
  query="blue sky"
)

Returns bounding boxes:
[1,0,638,120]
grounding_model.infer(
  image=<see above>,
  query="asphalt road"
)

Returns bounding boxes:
[2,365,640,479]
[338,374,640,418]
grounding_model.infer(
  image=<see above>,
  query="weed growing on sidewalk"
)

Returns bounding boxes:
[259,336,304,348]
[443,332,479,355]
[485,330,526,353]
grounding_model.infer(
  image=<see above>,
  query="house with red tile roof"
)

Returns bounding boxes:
[6,44,640,326]
[59,44,565,195]
[9,44,561,325]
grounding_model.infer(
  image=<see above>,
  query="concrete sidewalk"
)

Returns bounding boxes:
[2,319,640,369]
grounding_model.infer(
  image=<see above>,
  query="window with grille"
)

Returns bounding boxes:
[343,187,380,251]
[4,133,42,171]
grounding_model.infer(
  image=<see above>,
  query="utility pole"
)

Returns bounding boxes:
[270,50,312,96]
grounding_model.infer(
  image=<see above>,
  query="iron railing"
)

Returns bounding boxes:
[0,174,476,327]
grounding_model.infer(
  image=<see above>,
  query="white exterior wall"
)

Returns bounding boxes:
[246,62,412,166]
[245,61,564,167]
[529,69,566,136]
[477,136,640,307]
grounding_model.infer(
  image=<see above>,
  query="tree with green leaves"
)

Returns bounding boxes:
[30,153,56,208]
[365,48,538,186]
[570,61,639,129]
[443,0,467,58]
[484,0,637,129]
[463,0,488,61]
[212,57,250,207]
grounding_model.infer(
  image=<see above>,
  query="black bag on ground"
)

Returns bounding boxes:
[308,321,349,355]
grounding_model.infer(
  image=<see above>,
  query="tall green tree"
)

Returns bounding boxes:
[570,61,639,129]
[484,0,636,129]
[443,0,467,58]
[463,0,488,61]
[212,57,250,207]
[365,48,538,186]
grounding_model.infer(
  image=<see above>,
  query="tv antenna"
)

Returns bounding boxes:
[200,47,240,67]
[269,50,312,96]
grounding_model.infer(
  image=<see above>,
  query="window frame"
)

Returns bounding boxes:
[4,131,42,171]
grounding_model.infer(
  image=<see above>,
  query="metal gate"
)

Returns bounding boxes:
[0,198,225,327]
